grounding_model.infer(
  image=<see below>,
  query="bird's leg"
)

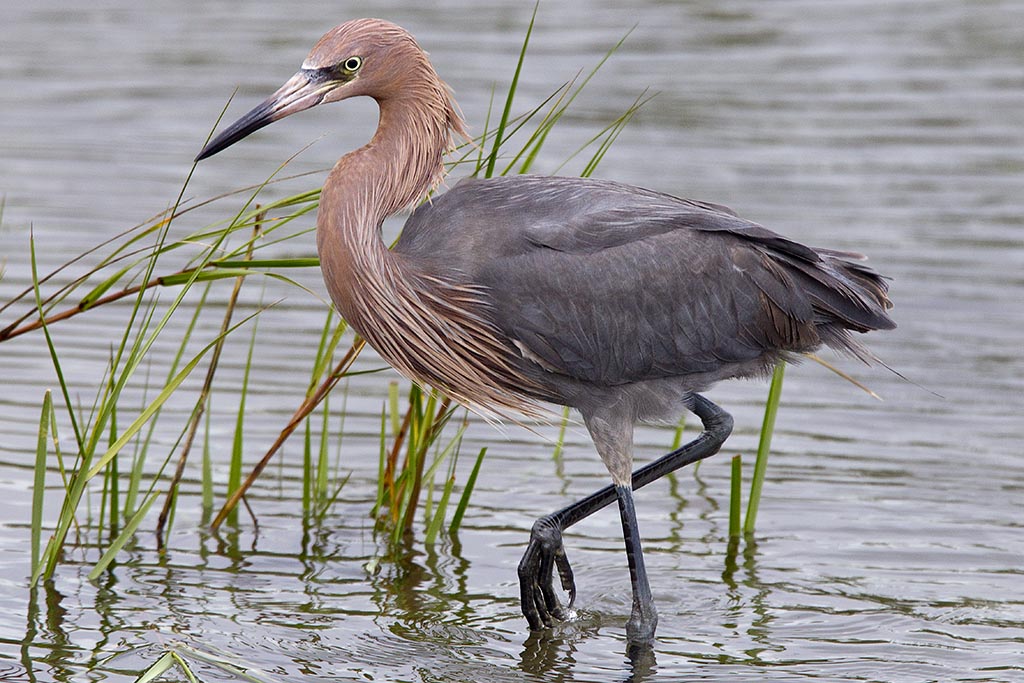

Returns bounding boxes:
[616,483,657,642]
[517,393,733,635]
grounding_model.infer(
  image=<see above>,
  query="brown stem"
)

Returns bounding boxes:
[210,337,366,531]
[400,395,452,533]
[1,280,148,341]
[383,402,414,523]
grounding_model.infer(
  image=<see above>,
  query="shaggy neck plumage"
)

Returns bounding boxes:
[315,76,456,332]
[312,71,547,418]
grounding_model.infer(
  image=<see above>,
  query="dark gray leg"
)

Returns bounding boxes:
[517,393,733,638]
[616,483,657,642]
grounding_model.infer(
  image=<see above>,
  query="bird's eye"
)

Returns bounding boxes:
[343,56,363,72]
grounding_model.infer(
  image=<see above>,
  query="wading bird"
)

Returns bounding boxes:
[196,18,894,643]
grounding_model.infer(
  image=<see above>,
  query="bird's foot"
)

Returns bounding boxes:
[517,515,576,629]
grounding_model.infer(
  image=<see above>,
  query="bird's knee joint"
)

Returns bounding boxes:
[712,411,734,438]
[530,516,562,544]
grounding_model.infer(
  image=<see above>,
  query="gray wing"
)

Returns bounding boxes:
[396,175,893,386]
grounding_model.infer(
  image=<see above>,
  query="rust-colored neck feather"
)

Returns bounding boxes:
[316,48,461,325]
[315,53,547,419]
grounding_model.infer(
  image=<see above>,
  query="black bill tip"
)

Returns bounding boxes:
[195,99,277,162]
[195,69,336,163]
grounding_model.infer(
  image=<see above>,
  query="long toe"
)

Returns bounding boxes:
[518,539,554,628]
[519,554,560,627]
[517,516,571,628]
[554,549,576,609]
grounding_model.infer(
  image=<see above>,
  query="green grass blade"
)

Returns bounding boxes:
[562,91,653,178]
[483,1,538,177]
[316,394,330,503]
[670,412,688,451]
[211,257,319,269]
[134,652,177,683]
[303,419,313,513]
[388,381,400,439]
[507,26,635,176]
[87,488,158,580]
[743,361,786,534]
[476,85,496,171]
[729,454,742,539]
[201,409,213,510]
[502,81,575,176]
[551,406,570,461]
[308,311,344,394]
[78,263,135,309]
[421,421,467,485]
[134,649,202,683]
[170,653,202,683]
[158,267,256,286]
[449,447,487,535]
[31,231,95,582]
[29,231,84,454]
[105,400,120,539]
[167,642,269,683]
[372,407,388,519]
[227,317,260,525]
[30,390,52,579]
[425,475,455,546]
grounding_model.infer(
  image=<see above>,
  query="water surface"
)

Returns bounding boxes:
[1,1,1022,681]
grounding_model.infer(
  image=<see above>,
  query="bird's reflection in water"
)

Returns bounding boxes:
[519,626,659,682]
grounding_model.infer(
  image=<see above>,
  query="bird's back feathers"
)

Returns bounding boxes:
[396,174,893,390]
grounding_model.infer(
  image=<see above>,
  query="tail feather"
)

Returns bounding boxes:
[767,247,895,362]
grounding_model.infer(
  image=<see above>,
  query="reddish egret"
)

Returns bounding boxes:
[196,18,894,642]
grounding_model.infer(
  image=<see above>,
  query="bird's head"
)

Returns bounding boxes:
[195,18,441,161]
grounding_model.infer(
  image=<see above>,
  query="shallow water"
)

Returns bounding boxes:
[2,0,1023,681]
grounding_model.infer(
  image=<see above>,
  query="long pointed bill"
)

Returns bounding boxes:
[195,69,338,161]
